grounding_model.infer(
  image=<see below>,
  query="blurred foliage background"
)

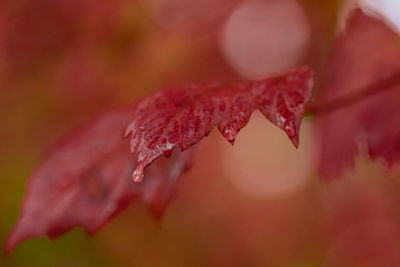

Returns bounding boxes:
[2,0,400,266]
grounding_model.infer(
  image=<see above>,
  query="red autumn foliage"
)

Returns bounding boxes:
[315,9,400,178]
[126,67,313,182]
[5,68,312,253]
[4,106,194,254]
[4,1,400,259]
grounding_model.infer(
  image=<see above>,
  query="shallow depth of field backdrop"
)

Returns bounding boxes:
[2,0,400,266]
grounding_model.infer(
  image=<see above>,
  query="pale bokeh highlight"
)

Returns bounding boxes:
[220,112,312,199]
[219,0,310,78]
[340,0,400,34]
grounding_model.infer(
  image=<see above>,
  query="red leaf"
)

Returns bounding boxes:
[5,107,194,254]
[125,67,313,182]
[5,67,313,253]
[314,9,400,177]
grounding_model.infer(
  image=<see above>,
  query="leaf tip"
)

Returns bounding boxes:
[132,164,145,183]
[4,225,23,255]
[4,241,14,255]
[222,128,237,144]
[290,136,299,148]
[284,123,299,148]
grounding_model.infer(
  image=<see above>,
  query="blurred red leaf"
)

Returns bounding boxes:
[125,67,313,182]
[6,67,313,253]
[5,106,194,254]
[314,9,400,177]
[3,0,122,69]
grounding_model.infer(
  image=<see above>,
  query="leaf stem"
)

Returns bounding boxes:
[306,70,400,116]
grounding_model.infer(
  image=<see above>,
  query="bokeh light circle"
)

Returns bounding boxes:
[340,0,400,34]
[219,0,310,78]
